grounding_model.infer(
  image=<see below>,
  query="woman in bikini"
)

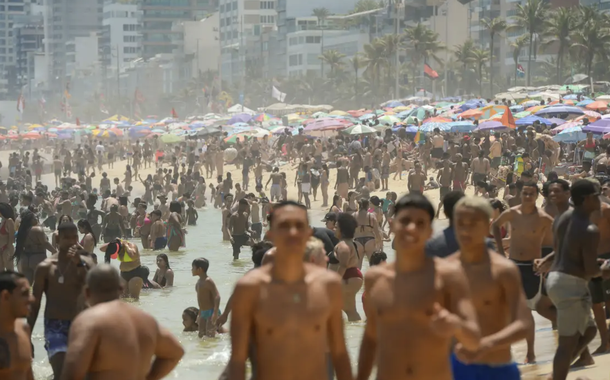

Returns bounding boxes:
[77,219,97,255]
[330,195,342,214]
[167,201,185,251]
[320,164,330,207]
[353,199,383,265]
[0,202,15,271]
[123,165,132,190]
[15,211,56,283]
[151,253,174,288]
[333,212,362,321]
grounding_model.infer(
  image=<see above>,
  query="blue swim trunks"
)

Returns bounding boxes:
[200,309,221,320]
[451,354,521,380]
[44,319,72,358]
[154,236,167,250]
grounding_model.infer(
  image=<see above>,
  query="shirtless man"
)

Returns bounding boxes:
[0,271,34,380]
[60,264,184,380]
[541,180,609,380]
[265,168,282,202]
[436,156,453,216]
[492,181,553,363]
[335,162,350,200]
[407,161,425,194]
[228,199,252,260]
[453,154,469,191]
[447,197,531,380]
[156,194,170,220]
[28,222,94,379]
[53,156,63,188]
[357,193,480,380]
[221,194,234,242]
[228,201,352,380]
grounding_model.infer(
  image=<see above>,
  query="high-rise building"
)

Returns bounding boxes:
[101,2,141,69]
[13,4,44,95]
[0,0,29,100]
[140,0,217,59]
[46,0,104,91]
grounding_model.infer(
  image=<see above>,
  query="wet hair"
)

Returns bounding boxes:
[358,199,370,211]
[239,198,249,207]
[394,193,435,222]
[0,270,25,293]
[455,196,493,220]
[336,212,358,239]
[58,221,78,236]
[183,307,199,325]
[169,201,182,213]
[571,179,599,207]
[521,170,533,179]
[549,179,570,192]
[369,251,387,266]
[14,211,36,264]
[251,241,273,268]
[370,196,381,207]
[157,253,170,269]
[268,200,308,226]
[151,209,162,218]
[192,258,209,272]
[489,199,506,213]
[77,219,97,245]
[442,191,465,222]
[522,181,540,194]
[0,202,14,220]
[332,195,341,206]
[58,214,73,225]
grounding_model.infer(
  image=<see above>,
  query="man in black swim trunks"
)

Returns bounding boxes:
[492,181,554,363]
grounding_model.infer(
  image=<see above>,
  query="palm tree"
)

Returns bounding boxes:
[453,39,475,92]
[510,0,548,86]
[362,38,387,103]
[511,35,529,86]
[403,23,444,94]
[319,50,346,78]
[571,13,610,90]
[380,33,401,97]
[481,17,506,96]
[350,53,365,105]
[471,48,490,96]
[312,7,330,77]
[541,8,574,84]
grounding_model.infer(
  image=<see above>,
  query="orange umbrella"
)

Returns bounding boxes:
[586,101,608,111]
[422,116,451,123]
[458,109,483,119]
[22,131,42,139]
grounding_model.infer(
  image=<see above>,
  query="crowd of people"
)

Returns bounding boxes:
[1,115,610,380]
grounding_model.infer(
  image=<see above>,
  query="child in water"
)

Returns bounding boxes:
[192,258,221,338]
[182,307,199,332]
[185,200,198,226]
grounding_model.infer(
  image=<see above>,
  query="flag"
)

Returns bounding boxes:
[16,92,25,114]
[517,64,525,77]
[499,106,516,130]
[414,128,422,144]
[424,63,439,79]
[133,88,145,119]
[171,108,178,119]
[272,86,287,102]
[76,118,80,126]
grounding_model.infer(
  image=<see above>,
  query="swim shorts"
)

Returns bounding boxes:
[511,259,540,309]
[588,252,610,304]
[451,354,521,380]
[200,309,222,320]
[154,236,167,250]
[546,271,596,337]
[121,265,152,288]
[44,319,72,358]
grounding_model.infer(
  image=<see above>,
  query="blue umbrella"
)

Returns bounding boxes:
[386,101,405,108]
[582,119,610,134]
[535,106,584,117]
[547,117,567,125]
[474,121,508,131]
[576,99,594,107]
[359,113,376,120]
[447,121,475,133]
[396,111,411,119]
[228,113,252,124]
[552,126,588,143]
[392,125,418,133]
[563,94,589,101]
[420,122,451,133]
[232,122,250,128]
[509,105,524,113]
[459,99,486,112]
[515,115,554,126]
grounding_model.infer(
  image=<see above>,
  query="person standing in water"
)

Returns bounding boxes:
[448,196,532,380]
[228,199,252,260]
[357,193,480,380]
[0,270,35,380]
[192,258,221,338]
[60,264,184,380]
[167,201,185,251]
[28,222,94,379]
[228,201,353,380]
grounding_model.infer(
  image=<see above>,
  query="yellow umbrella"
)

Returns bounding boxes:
[27,124,44,130]
[393,106,410,112]
[285,113,301,123]
[329,110,349,116]
[103,114,131,122]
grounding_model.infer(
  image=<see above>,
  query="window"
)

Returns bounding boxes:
[289,54,302,67]
[124,47,136,54]
[289,37,297,45]
[123,24,137,31]
[232,30,237,38]
[220,4,224,12]
[233,1,237,10]
[124,35,137,42]
[261,1,274,9]
[305,36,321,43]
[220,18,224,26]
[260,15,274,24]
[8,5,23,11]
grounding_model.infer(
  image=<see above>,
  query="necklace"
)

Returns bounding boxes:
[56,260,70,284]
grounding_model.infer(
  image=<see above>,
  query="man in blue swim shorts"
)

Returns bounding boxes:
[27,221,93,379]
[449,196,533,380]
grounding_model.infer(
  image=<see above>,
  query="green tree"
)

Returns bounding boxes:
[403,23,444,94]
[453,39,475,92]
[541,8,575,84]
[362,38,387,103]
[511,35,529,86]
[472,48,490,96]
[510,0,548,86]
[318,50,346,78]
[571,9,610,89]
[350,53,365,105]
[481,17,506,96]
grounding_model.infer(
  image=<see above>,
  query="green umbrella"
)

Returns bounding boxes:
[378,115,401,125]
[514,111,532,118]
[342,124,377,135]
[160,133,184,144]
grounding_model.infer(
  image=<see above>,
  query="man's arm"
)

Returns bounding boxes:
[492,209,514,256]
[326,278,353,380]
[583,225,601,278]
[446,265,480,352]
[146,323,184,380]
[228,280,257,380]
[60,315,98,380]
[27,262,48,329]
[356,271,378,380]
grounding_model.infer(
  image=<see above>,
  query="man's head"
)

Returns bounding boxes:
[57,222,79,252]
[391,193,434,252]
[191,258,209,276]
[238,198,249,213]
[548,179,570,206]
[571,179,601,213]
[443,190,465,224]
[454,196,493,252]
[303,237,327,267]
[84,264,123,306]
[0,271,33,319]
[251,241,274,268]
[336,212,358,240]
[521,181,539,205]
[369,251,387,266]
[267,201,311,257]
[150,209,162,221]
[322,212,337,230]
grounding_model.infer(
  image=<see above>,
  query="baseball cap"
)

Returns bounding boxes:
[321,212,337,222]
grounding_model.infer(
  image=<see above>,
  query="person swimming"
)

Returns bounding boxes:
[151,253,174,288]
[182,307,199,332]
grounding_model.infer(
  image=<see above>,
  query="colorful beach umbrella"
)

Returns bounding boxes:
[92,128,123,138]
[342,125,377,135]
[255,113,274,122]
[586,101,609,111]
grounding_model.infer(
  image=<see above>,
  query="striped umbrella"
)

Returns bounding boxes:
[92,128,123,138]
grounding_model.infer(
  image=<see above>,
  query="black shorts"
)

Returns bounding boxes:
[251,222,262,238]
[512,259,540,301]
[588,252,610,304]
[121,265,152,287]
[540,247,554,297]
[431,147,444,159]
[440,186,450,199]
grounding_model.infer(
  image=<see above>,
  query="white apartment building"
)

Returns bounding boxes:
[102,2,141,70]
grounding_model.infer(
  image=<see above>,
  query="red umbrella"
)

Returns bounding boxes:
[22,131,42,139]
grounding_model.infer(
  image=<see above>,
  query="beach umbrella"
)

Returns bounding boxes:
[224,128,271,144]
[596,95,610,101]
[547,117,567,125]
[446,121,476,133]
[129,126,151,138]
[535,106,584,117]
[304,118,352,131]
[553,125,587,143]
[255,113,274,122]
[551,121,581,134]
[513,111,532,119]
[576,99,594,107]
[92,128,123,138]
[474,121,507,131]
[458,99,486,111]
[160,133,184,144]
[378,115,401,125]
[582,110,602,120]
[385,101,405,108]
[21,131,42,139]
[515,115,554,126]
[342,125,377,135]
[272,126,294,135]
[458,108,484,119]
[583,119,610,134]
[228,113,253,124]
[420,122,451,133]
[586,101,609,111]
